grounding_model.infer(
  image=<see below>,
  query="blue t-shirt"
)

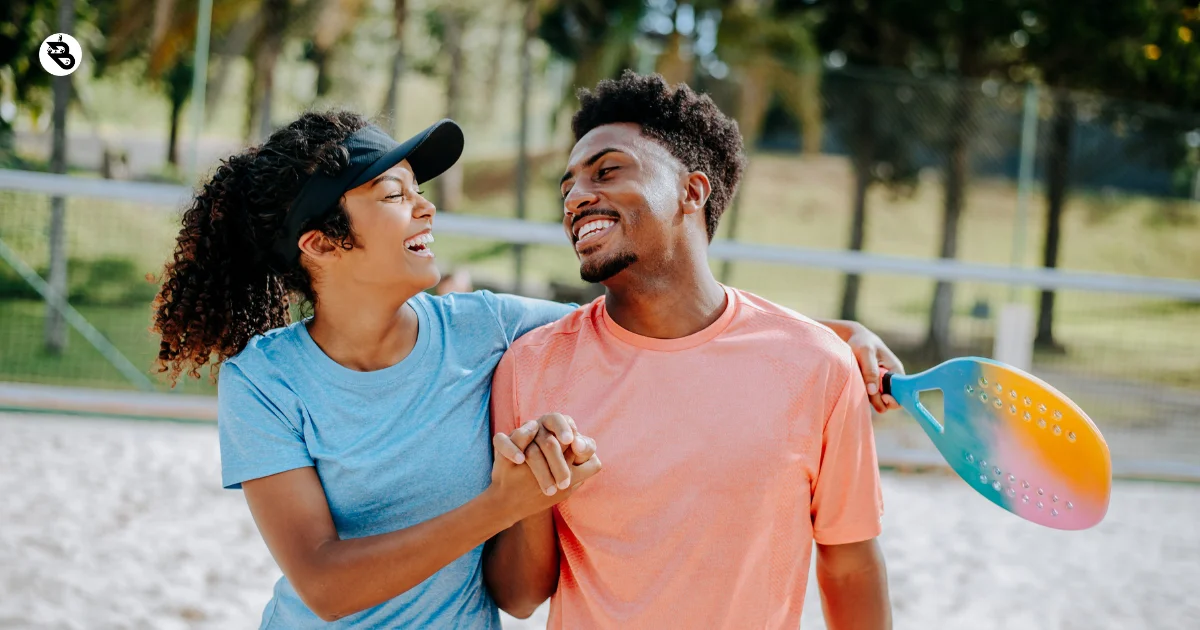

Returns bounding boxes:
[218,290,574,629]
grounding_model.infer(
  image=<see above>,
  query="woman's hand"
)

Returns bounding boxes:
[843,324,905,413]
[489,417,601,524]
[820,319,906,414]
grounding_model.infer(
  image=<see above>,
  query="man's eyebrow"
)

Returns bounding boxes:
[559,148,623,187]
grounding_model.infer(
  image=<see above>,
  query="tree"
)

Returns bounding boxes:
[247,0,290,141]
[46,0,77,354]
[95,0,258,163]
[822,70,923,320]
[380,0,408,128]
[721,0,823,155]
[306,0,370,100]
[1022,1,1191,350]
[537,0,644,116]
[889,1,1026,361]
[419,5,473,212]
[162,58,194,165]
[713,0,824,283]
[805,0,924,321]
[514,0,541,293]
[0,0,56,166]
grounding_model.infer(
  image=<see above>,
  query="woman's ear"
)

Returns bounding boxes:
[681,171,712,216]
[298,230,342,264]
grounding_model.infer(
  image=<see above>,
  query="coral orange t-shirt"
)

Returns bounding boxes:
[490,286,883,629]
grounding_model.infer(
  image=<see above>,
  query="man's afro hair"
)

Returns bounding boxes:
[571,70,747,241]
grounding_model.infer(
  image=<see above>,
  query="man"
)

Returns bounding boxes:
[484,71,893,629]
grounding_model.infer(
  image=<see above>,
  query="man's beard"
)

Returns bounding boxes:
[580,250,638,284]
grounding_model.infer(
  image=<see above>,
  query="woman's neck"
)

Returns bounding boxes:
[305,284,423,372]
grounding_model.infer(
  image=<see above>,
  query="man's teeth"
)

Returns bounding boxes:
[405,233,434,250]
[577,220,615,242]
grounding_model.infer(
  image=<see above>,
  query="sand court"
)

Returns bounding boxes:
[1,411,1194,629]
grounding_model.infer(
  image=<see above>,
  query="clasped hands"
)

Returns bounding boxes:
[489,413,601,519]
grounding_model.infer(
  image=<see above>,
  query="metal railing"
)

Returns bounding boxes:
[2,170,1198,481]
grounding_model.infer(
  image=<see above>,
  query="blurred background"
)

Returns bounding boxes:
[2,1,1199,629]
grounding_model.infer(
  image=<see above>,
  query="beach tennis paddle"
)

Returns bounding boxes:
[882,357,1111,530]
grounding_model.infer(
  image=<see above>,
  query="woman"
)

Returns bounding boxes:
[152,110,900,628]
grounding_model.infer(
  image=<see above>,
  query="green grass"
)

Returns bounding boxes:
[2,151,1199,397]
[448,153,1200,389]
[0,300,216,395]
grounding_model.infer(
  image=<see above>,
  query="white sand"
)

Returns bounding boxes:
[1,412,1195,629]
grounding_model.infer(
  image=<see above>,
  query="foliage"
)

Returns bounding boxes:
[1,255,159,306]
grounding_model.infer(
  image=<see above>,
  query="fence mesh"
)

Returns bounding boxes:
[2,67,1199,474]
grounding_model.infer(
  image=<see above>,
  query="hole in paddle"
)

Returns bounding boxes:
[918,389,945,426]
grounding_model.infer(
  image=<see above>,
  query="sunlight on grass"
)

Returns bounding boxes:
[2,152,1198,400]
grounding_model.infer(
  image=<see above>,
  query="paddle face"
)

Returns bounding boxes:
[884,357,1111,530]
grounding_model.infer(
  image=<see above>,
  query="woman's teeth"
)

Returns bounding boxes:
[405,232,434,255]
[577,220,615,242]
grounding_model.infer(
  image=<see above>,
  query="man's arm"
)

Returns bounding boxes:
[810,348,890,628]
[484,353,572,618]
[484,509,560,618]
[485,418,595,618]
[816,539,892,630]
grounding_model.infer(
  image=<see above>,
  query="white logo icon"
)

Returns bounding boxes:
[40,33,82,77]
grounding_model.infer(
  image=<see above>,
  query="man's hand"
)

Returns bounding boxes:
[493,413,598,496]
[821,319,905,414]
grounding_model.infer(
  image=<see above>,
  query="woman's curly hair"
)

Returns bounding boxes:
[152,110,368,385]
[571,70,747,242]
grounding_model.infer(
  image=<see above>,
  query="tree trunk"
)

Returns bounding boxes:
[250,0,287,142]
[797,66,823,155]
[435,10,465,212]
[840,89,875,321]
[513,0,536,295]
[168,95,183,165]
[45,0,75,354]
[207,14,261,122]
[778,64,824,156]
[381,0,407,130]
[1035,88,1075,351]
[312,47,332,97]
[655,27,692,86]
[924,80,977,362]
[165,60,192,167]
[482,4,511,123]
[150,0,176,54]
[720,62,771,283]
[244,67,258,143]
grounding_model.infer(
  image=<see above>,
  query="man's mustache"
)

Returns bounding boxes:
[571,209,621,230]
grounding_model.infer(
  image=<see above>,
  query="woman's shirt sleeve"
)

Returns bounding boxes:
[217,362,313,490]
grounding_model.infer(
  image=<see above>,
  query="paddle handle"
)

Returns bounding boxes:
[879,370,943,434]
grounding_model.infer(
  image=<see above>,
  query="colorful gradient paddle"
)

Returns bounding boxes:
[882,357,1111,530]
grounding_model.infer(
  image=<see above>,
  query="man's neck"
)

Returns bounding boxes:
[305,280,423,372]
[603,261,727,340]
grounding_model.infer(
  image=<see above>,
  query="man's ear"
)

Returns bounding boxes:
[681,171,712,217]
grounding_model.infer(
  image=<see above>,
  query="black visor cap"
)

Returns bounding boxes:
[269,118,464,270]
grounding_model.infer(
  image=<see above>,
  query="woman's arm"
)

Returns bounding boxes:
[242,438,600,622]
